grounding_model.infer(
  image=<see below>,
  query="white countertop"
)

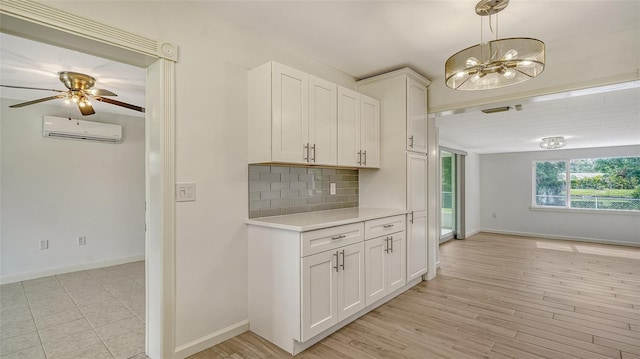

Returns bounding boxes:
[245,207,407,232]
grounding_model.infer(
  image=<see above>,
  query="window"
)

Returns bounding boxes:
[533,157,640,211]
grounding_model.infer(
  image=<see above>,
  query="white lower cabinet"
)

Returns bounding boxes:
[301,242,365,342]
[248,211,417,355]
[365,232,406,306]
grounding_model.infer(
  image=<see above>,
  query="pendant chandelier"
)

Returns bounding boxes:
[445,0,545,91]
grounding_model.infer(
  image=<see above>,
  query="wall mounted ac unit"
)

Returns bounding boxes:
[42,116,122,143]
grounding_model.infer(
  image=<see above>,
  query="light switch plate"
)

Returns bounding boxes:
[176,183,196,202]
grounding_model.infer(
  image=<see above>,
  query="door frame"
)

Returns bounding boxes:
[0,2,177,358]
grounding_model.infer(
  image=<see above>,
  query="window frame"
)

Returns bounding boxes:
[531,156,640,213]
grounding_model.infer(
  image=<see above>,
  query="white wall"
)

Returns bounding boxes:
[480,145,640,246]
[40,1,357,356]
[464,151,481,236]
[0,99,145,283]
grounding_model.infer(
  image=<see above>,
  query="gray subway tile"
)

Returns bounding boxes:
[281,173,299,182]
[260,191,280,200]
[270,199,290,207]
[270,182,290,190]
[249,181,270,192]
[259,208,282,218]
[270,166,290,174]
[290,167,307,174]
[290,181,307,190]
[248,172,260,181]
[249,165,270,173]
[249,210,260,219]
[249,192,260,201]
[249,200,270,210]
[259,173,281,182]
[289,198,307,206]
[322,168,336,175]
[280,190,299,199]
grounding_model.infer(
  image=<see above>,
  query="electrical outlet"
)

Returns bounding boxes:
[176,183,196,202]
[39,240,48,250]
[330,182,336,195]
[78,236,86,246]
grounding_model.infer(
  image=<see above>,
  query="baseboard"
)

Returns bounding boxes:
[0,255,145,284]
[465,229,481,238]
[174,320,249,359]
[479,229,640,247]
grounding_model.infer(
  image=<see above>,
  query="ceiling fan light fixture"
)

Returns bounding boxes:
[445,0,545,91]
[540,136,566,150]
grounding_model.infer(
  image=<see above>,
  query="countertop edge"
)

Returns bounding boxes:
[245,208,408,232]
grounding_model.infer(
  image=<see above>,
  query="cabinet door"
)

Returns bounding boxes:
[365,237,386,306]
[272,63,308,163]
[360,94,380,168]
[309,75,337,166]
[407,152,428,281]
[406,77,428,154]
[337,86,360,167]
[386,232,406,293]
[301,250,338,341]
[407,214,427,281]
[407,152,427,213]
[337,242,365,321]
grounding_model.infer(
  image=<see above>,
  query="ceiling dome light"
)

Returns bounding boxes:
[540,136,566,149]
[445,0,545,91]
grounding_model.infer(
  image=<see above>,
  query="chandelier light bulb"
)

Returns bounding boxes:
[502,49,518,60]
[466,57,480,67]
[503,69,516,79]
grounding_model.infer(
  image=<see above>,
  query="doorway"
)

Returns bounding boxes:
[440,148,466,243]
[0,4,177,358]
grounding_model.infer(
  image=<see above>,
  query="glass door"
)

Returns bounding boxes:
[441,150,456,242]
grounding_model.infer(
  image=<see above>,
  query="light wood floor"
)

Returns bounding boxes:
[189,233,640,359]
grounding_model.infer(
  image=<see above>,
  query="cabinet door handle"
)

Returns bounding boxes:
[340,250,345,270]
[390,235,394,253]
[334,251,339,272]
[331,235,346,240]
[383,224,394,228]
[409,135,414,148]
[311,144,316,163]
[384,237,389,253]
[357,150,362,165]
[410,211,414,224]
[362,150,367,166]
[304,143,309,162]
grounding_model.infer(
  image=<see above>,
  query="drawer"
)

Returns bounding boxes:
[365,215,405,240]
[301,222,364,257]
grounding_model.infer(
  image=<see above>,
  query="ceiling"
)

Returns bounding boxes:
[1,1,638,153]
[0,32,145,118]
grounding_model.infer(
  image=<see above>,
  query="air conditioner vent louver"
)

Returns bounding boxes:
[42,116,122,143]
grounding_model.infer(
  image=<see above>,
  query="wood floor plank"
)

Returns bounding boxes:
[188,233,640,358]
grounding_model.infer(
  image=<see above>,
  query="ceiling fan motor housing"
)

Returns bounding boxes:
[59,71,96,90]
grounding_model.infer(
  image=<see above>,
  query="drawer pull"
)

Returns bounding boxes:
[390,235,394,253]
[331,235,346,240]
[383,224,394,228]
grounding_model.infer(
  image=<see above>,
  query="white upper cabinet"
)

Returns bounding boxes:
[249,62,376,167]
[309,75,338,165]
[406,77,428,154]
[360,94,381,168]
[337,86,360,167]
[337,86,380,168]
[272,63,309,163]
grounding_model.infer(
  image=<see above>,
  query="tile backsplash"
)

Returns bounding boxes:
[249,165,359,218]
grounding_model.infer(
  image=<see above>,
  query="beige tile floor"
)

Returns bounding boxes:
[0,261,146,359]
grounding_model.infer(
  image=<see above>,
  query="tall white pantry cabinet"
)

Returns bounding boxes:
[358,68,436,281]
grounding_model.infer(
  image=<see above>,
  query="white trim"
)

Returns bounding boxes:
[0,255,145,285]
[529,205,640,216]
[465,229,481,238]
[173,320,249,359]
[357,67,431,88]
[479,229,640,247]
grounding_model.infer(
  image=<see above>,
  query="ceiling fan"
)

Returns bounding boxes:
[1,71,145,116]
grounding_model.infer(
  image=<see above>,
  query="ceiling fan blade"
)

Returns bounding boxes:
[1,84,66,93]
[78,102,95,116]
[89,88,117,96]
[94,96,145,113]
[9,94,67,108]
